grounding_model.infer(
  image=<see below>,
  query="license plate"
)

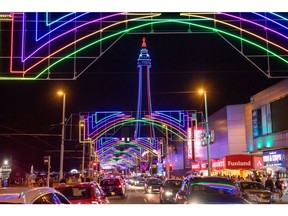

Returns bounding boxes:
[111,192,115,196]
[260,198,269,203]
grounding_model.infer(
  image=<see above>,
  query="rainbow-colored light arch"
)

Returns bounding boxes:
[1,12,288,80]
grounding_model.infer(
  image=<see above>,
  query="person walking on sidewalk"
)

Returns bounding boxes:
[265,175,275,192]
[276,177,283,201]
[261,174,267,186]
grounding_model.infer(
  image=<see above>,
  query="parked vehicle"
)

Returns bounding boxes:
[55,182,109,204]
[0,187,71,204]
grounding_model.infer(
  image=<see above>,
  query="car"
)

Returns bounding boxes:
[134,177,146,186]
[175,175,250,204]
[235,180,277,204]
[160,179,183,204]
[100,178,126,198]
[54,182,110,204]
[0,187,71,204]
[144,178,162,193]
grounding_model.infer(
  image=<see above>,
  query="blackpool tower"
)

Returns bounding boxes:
[134,37,155,139]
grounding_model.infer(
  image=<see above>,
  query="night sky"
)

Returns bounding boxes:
[0,19,284,173]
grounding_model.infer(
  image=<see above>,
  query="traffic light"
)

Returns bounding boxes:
[163,164,166,171]
[169,163,173,172]
[92,162,97,170]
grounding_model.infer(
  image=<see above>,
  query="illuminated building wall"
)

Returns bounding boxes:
[246,79,288,153]
[205,104,247,161]
[205,79,288,165]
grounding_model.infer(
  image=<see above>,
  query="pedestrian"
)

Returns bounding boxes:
[275,178,283,201]
[265,175,274,192]
[261,174,267,186]
[255,175,261,183]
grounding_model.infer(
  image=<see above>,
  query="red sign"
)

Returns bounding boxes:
[191,162,200,171]
[211,158,225,170]
[225,155,253,169]
[187,128,193,160]
[200,161,208,170]
[253,156,263,169]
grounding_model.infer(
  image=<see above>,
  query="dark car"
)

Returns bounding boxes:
[54,182,110,204]
[175,175,250,204]
[134,177,146,186]
[100,178,126,198]
[144,178,162,193]
[236,180,276,204]
[160,179,183,204]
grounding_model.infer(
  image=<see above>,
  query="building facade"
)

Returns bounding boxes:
[191,79,288,178]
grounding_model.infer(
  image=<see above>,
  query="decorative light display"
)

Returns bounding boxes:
[1,12,288,79]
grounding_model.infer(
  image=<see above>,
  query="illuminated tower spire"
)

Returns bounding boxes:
[134,37,154,138]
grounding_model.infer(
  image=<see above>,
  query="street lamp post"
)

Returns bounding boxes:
[199,90,211,176]
[164,125,170,179]
[58,91,66,180]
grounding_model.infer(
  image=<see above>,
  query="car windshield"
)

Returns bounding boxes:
[165,180,182,188]
[56,187,91,200]
[148,179,162,185]
[189,181,239,195]
[100,179,120,186]
[240,182,266,190]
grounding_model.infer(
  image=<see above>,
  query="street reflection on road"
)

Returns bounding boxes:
[108,185,160,204]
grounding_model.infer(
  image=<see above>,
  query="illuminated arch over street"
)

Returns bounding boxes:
[1,12,288,80]
[79,110,196,169]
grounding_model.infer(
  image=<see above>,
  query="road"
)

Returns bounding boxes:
[108,184,160,204]
[107,184,288,205]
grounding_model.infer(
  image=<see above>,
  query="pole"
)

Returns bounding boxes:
[204,92,211,176]
[59,93,66,180]
[47,156,51,187]
[82,143,85,179]
[165,125,170,179]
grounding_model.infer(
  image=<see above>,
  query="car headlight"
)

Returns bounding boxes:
[247,194,260,202]
[165,191,173,196]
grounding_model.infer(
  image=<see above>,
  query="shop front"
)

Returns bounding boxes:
[262,149,288,186]
[192,154,263,178]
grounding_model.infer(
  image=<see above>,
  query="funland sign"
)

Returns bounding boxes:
[192,154,263,171]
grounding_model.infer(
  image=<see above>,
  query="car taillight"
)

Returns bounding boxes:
[91,200,100,204]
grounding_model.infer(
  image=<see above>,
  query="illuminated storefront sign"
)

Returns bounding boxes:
[191,162,200,171]
[225,155,253,169]
[187,128,192,160]
[263,150,285,167]
[253,156,263,169]
[212,158,225,170]
[201,161,208,170]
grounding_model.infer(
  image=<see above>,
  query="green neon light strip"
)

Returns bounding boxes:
[2,18,287,80]
[93,118,186,141]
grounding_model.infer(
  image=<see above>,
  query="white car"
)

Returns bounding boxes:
[0,187,71,204]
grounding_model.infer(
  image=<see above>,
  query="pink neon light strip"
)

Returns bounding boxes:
[10,12,126,74]
[9,13,159,75]
[220,13,288,41]
[183,13,288,53]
